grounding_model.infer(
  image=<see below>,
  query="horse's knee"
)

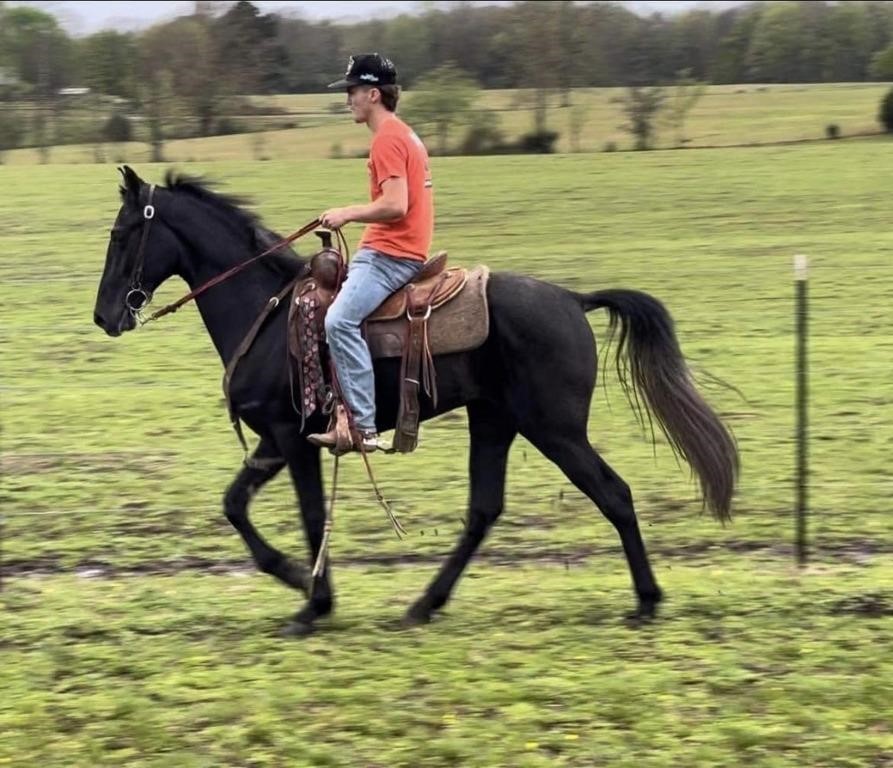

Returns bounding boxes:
[223,481,253,523]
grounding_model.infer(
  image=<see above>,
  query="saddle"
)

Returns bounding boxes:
[288,238,490,453]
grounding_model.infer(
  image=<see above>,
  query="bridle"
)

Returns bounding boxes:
[122,183,157,319]
[114,183,332,325]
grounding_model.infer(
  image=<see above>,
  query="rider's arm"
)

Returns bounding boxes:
[344,176,408,223]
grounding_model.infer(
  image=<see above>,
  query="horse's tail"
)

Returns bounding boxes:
[576,288,739,522]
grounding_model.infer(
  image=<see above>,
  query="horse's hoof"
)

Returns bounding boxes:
[624,602,659,627]
[280,619,316,638]
[400,609,431,629]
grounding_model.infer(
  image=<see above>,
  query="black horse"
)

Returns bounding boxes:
[94,166,738,636]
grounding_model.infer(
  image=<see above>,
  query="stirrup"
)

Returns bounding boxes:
[307,404,354,455]
[360,432,391,453]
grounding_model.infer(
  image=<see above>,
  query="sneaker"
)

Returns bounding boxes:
[359,431,390,453]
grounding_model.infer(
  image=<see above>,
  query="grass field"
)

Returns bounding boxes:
[2,137,892,766]
[2,82,889,165]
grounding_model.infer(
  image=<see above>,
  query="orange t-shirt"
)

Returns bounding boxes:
[359,116,434,262]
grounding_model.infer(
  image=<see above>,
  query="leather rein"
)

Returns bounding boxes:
[122,183,328,325]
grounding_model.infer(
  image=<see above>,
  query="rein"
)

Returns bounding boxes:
[140,216,323,324]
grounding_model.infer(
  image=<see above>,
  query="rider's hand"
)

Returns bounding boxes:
[319,207,353,230]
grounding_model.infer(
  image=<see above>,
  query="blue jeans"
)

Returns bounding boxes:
[324,247,424,432]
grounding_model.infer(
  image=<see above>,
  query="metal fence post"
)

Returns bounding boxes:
[794,254,809,567]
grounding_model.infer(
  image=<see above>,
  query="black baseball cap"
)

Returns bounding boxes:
[327,53,398,89]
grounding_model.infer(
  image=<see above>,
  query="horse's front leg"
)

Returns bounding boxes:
[224,437,311,595]
[273,424,334,637]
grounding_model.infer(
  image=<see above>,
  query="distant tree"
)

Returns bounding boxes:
[880,87,893,133]
[568,97,589,153]
[136,24,185,160]
[276,17,344,93]
[617,86,665,150]
[402,62,478,155]
[0,2,10,71]
[32,109,50,163]
[0,109,24,162]
[138,17,221,138]
[140,70,174,162]
[460,109,504,155]
[2,6,76,159]
[746,2,807,83]
[509,1,569,132]
[823,2,873,81]
[869,44,893,80]
[712,6,760,84]
[865,1,893,59]
[665,68,706,147]
[2,6,74,92]
[670,10,720,82]
[213,1,287,93]
[103,113,132,143]
[78,31,137,100]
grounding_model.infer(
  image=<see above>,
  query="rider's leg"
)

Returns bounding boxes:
[310,248,422,443]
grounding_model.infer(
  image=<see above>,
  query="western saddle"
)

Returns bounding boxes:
[287,232,489,455]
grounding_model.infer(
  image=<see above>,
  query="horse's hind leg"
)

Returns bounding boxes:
[525,425,663,621]
[224,437,310,595]
[404,401,517,626]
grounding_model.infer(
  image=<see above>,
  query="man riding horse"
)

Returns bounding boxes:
[309,53,435,454]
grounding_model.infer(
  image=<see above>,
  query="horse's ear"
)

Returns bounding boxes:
[119,165,143,202]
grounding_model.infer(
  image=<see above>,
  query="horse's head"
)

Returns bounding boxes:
[94,166,184,336]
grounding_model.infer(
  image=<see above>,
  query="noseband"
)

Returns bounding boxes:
[123,183,156,321]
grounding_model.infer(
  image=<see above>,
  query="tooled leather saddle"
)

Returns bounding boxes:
[287,233,490,454]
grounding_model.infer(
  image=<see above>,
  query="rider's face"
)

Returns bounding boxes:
[346,86,378,123]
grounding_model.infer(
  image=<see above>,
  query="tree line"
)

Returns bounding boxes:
[1,0,893,158]
[4,0,893,96]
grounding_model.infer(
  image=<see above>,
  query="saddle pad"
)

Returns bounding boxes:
[364,266,490,359]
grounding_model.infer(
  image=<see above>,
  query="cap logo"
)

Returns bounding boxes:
[359,73,379,82]
[345,56,355,76]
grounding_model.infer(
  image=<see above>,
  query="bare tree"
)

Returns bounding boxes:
[402,62,478,155]
[665,68,706,147]
[616,86,666,150]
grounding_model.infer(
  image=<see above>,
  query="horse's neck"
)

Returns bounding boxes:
[179,226,291,366]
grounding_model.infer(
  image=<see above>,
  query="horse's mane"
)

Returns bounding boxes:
[162,170,306,279]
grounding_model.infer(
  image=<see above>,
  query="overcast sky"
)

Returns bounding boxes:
[8,1,743,36]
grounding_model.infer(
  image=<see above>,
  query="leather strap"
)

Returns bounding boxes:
[392,271,451,452]
[146,218,321,323]
[223,279,297,453]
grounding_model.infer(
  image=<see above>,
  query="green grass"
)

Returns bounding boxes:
[2,82,889,164]
[2,563,892,767]
[3,141,892,566]
[2,139,892,765]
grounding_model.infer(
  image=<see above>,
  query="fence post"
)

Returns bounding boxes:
[794,254,809,567]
